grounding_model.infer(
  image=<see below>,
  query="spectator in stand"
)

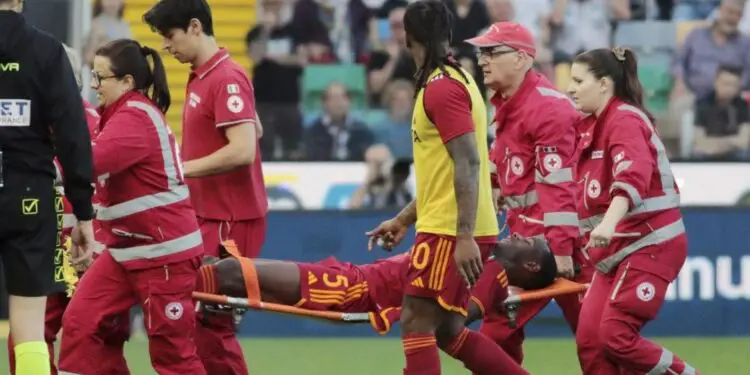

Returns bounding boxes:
[368,0,409,50]
[304,82,375,161]
[83,0,131,103]
[83,0,131,66]
[708,0,750,36]
[673,0,721,20]
[693,65,750,159]
[376,79,415,159]
[551,0,630,61]
[349,150,413,210]
[486,0,513,23]
[368,6,416,106]
[504,0,557,77]
[292,0,372,63]
[246,0,305,160]
[673,0,750,102]
[446,0,490,96]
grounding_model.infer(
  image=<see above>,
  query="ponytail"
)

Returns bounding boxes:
[96,39,172,114]
[140,46,171,114]
[618,49,646,111]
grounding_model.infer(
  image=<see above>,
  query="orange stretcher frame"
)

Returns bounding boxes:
[192,280,589,324]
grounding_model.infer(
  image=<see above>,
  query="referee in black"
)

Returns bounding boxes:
[0,2,95,374]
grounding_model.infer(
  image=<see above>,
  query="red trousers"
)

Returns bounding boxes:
[576,237,699,375]
[195,216,266,375]
[478,267,593,364]
[58,251,205,375]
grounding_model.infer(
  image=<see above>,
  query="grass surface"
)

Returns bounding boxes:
[0,337,746,374]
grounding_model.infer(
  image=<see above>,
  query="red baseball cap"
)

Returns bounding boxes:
[465,22,536,58]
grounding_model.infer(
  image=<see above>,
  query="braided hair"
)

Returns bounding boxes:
[403,0,468,93]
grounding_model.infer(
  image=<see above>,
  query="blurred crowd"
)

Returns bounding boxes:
[82,0,750,210]
[240,0,750,165]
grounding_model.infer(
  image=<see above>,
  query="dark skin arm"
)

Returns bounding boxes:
[446,132,483,286]
[446,133,480,237]
[395,199,418,226]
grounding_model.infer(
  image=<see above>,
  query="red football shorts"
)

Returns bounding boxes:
[295,257,375,313]
[199,216,267,258]
[403,233,495,316]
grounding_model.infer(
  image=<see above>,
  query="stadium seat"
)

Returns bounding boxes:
[676,20,710,45]
[614,21,676,54]
[554,63,571,91]
[638,53,672,114]
[302,64,368,112]
[363,109,389,129]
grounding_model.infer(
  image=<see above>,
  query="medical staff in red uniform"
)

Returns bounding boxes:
[567,47,699,375]
[57,39,205,375]
[143,1,267,373]
[466,22,591,364]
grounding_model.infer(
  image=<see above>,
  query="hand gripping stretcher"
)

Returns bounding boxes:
[192,240,590,328]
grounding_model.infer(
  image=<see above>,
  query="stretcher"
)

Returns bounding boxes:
[192,240,590,327]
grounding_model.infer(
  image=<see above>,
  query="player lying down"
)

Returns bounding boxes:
[196,235,557,333]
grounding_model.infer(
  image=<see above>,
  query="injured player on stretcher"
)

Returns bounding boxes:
[195,235,559,333]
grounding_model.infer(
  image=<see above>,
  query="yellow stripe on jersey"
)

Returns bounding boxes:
[411,66,498,237]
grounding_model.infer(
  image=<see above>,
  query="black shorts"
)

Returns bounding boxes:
[0,177,66,297]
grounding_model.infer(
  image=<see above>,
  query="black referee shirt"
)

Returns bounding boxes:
[0,10,93,220]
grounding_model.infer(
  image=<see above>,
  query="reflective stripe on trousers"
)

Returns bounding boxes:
[595,219,685,274]
[647,348,696,375]
[108,229,202,262]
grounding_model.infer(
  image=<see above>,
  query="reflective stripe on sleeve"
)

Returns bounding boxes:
[610,181,643,207]
[543,212,579,227]
[595,219,685,274]
[108,229,202,262]
[535,168,573,184]
[579,192,680,235]
[505,190,538,209]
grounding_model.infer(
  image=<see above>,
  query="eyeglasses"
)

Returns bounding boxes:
[475,48,517,60]
[91,71,121,89]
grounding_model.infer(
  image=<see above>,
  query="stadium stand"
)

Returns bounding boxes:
[124,0,257,138]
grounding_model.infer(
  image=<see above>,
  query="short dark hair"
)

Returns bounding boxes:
[574,47,652,120]
[96,39,171,114]
[526,237,557,290]
[143,0,214,37]
[717,65,742,78]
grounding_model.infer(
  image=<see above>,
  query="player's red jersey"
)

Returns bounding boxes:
[182,48,267,221]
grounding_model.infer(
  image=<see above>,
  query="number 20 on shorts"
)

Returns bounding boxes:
[411,243,430,270]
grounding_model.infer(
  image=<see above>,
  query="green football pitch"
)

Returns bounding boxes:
[0,337,747,374]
